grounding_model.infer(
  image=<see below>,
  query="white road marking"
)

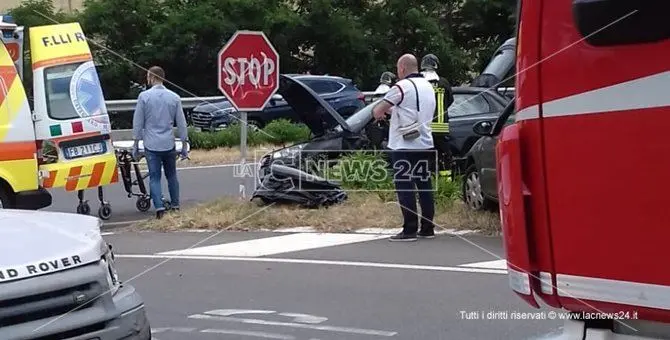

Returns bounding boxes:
[354,228,401,235]
[459,259,507,270]
[201,329,295,339]
[101,232,115,236]
[115,254,508,275]
[109,162,250,177]
[206,310,329,325]
[208,309,276,317]
[176,163,259,171]
[151,327,196,334]
[158,233,387,257]
[103,219,147,226]
[441,228,478,235]
[278,313,328,324]
[189,314,397,337]
[274,227,317,233]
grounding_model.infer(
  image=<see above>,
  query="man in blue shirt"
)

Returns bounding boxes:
[132,66,189,219]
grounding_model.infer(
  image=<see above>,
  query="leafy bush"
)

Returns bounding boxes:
[187,120,309,150]
[260,119,311,145]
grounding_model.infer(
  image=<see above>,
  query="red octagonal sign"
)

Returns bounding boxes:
[217,30,280,112]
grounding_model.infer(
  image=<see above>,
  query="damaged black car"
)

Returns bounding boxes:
[252,74,384,207]
[252,74,509,207]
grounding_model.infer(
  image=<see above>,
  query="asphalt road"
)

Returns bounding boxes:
[45,164,257,225]
[104,230,567,340]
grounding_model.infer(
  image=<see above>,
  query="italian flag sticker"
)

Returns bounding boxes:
[49,124,62,137]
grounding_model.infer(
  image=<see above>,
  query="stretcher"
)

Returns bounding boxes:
[113,140,189,214]
[74,140,189,220]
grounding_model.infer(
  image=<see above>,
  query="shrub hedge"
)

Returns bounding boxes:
[188,119,311,150]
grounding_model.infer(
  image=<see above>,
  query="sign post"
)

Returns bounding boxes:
[239,111,247,196]
[217,30,280,199]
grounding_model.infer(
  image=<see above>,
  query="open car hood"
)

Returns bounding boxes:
[277,75,351,136]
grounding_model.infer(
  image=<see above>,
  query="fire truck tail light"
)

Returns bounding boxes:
[540,272,554,295]
[508,267,532,295]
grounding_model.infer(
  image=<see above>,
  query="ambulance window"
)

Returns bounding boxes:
[44,63,82,120]
[573,0,670,46]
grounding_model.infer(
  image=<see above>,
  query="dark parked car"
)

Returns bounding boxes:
[445,87,510,162]
[190,74,366,131]
[461,99,516,211]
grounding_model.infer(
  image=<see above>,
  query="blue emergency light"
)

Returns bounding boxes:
[1,14,16,38]
[1,15,15,23]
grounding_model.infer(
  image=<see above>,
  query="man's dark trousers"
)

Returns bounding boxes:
[390,149,437,235]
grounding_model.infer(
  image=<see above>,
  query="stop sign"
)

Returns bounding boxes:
[217,30,280,112]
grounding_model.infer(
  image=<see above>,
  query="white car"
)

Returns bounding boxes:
[0,209,151,339]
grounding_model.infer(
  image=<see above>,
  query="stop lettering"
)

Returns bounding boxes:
[222,55,275,87]
[217,31,280,112]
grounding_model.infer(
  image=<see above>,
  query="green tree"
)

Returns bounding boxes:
[6,0,518,100]
[79,0,303,98]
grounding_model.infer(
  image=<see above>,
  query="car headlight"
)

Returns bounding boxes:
[213,107,236,116]
[272,143,307,160]
[102,244,120,295]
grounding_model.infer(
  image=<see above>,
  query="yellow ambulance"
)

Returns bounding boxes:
[0,20,118,214]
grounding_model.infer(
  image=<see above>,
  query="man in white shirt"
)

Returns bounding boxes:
[373,54,438,241]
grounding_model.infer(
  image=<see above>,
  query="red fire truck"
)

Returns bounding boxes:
[473,0,669,338]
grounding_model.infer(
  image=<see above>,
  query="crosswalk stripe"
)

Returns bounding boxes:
[458,259,507,270]
[158,233,387,257]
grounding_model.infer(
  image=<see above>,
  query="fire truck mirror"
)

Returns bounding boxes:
[572,0,670,47]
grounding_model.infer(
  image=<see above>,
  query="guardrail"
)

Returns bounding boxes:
[105,87,515,113]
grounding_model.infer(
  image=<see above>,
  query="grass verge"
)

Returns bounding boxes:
[132,192,501,235]
[134,144,276,169]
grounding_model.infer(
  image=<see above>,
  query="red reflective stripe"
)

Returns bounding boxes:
[87,162,106,187]
[65,166,83,191]
[42,170,57,188]
[110,167,119,183]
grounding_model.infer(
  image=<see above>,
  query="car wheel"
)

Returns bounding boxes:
[462,165,494,211]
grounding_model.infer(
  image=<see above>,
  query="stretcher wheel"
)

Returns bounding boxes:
[98,204,112,220]
[77,202,91,215]
[136,197,151,212]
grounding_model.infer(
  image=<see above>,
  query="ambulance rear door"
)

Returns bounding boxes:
[29,23,118,192]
